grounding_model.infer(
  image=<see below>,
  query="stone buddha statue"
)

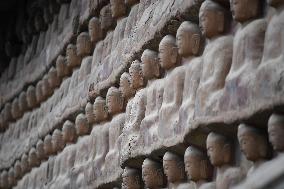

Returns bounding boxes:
[66,44,81,69]
[75,113,90,136]
[89,17,103,44]
[122,167,142,189]
[237,124,269,176]
[19,91,28,113]
[140,79,163,147]
[110,0,126,19]
[184,146,213,189]
[163,152,186,189]
[268,113,284,155]
[100,4,114,32]
[76,32,92,58]
[11,98,21,120]
[36,139,46,161]
[56,55,70,79]
[14,160,22,179]
[196,0,233,116]
[85,102,95,124]
[106,86,124,116]
[42,74,52,99]
[62,120,77,144]
[44,134,54,156]
[129,60,145,91]
[224,0,266,109]
[142,158,165,189]
[206,132,244,189]
[120,72,135,101]
[141,49,161,81]
[0,171,8,188]
[27,85,38,109]
[52,129,65,153]
[93,97,109,123]
[156,33,186,143]
[28,147,40,168]
[36,80,44,103]
[21,153,30,174]
[158,35,180,70]
[48,66,61,90]
[176,21,203,130]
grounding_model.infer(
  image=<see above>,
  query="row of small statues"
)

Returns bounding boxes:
[0,0,140,131]
[122,113,284,189]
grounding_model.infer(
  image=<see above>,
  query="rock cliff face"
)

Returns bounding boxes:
[1,0,284,189]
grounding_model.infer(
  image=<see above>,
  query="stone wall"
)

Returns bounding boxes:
[1,0,284,189]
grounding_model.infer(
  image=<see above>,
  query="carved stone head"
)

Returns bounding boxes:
[3,103,12,122]
[21,153,29,173]
[27,85,38,108]
[76,32,92,57]
[0,171,8,188]
[129,60,145,90]
[110,0,126,18]
[268,113,284,153]
[85,102,95,124]
[36,140,45,160]
[238,124,268,161]
[44,134,53,156]
[206,132,232,167]
[8,168,15,187]
[48,66,61,89]
[267,0,284,7]
[11,98,21,119]
[199,0,228,38]
[100,4,114,31]
[28,147,40,167]
[56,55,69,78]
[14,160,22,179]
[122,167,141,189]
[184,146,213,182]
[62,120,77,144]
[163,152,185,183]
[120,72,135,101]
[88,17,103,44]
[66,44,81,69]
[36,80,44,103]
[106,87,124,115]
[75,113,89,136]
[93,97,108,122]
[177,21,203,57]
[230,0,260,23]
[158,35,179,70]
[141,49,160,80]
[19,91,28,113]
[52,129,65,153]
[142,158,164,188]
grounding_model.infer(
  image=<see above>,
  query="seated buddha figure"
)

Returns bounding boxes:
[122,167,142,189]
[255,0,284,101]
[176,21,204,130]
[206,132,244,189]
[158,35,185,142]
[88,17,103,45]
[195,0,233,117]
[223,0,266,110]
[237,124,269,176]
[119,72,135,102]
[142,158,165,189]
[106,86,124,116]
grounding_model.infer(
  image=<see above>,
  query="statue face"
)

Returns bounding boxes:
[88,18,102,43]
[206,138,225,166]
[76,33,91,57]
[199,8,225,38]
[184,155,200,181]
[230,0,259,22]
[122,175,140,189]
[142,166,157,188]
[163,160,182,183]
[66,45,78,66]
[158,37,178,69]
[129,63,144,90]
[141,50,159,79]
[238,132,260,161]
[120,73,133,99]
[100,5,113,31]
[106,92,123,114]
[267,0,284,7]
[94,100,108,122]
[268,123,284,152]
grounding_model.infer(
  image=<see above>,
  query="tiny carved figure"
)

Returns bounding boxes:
[66,44,81,69]
[141,49,161,81]
[268,113,284,155]
[76,32,92,57]
[89,17,103,44]
[62,120,77,144]
[122,167,142,189]
[106,87,124,116]
[110,0,126,18]
[100,5,114,32]
[120,72,135,101]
